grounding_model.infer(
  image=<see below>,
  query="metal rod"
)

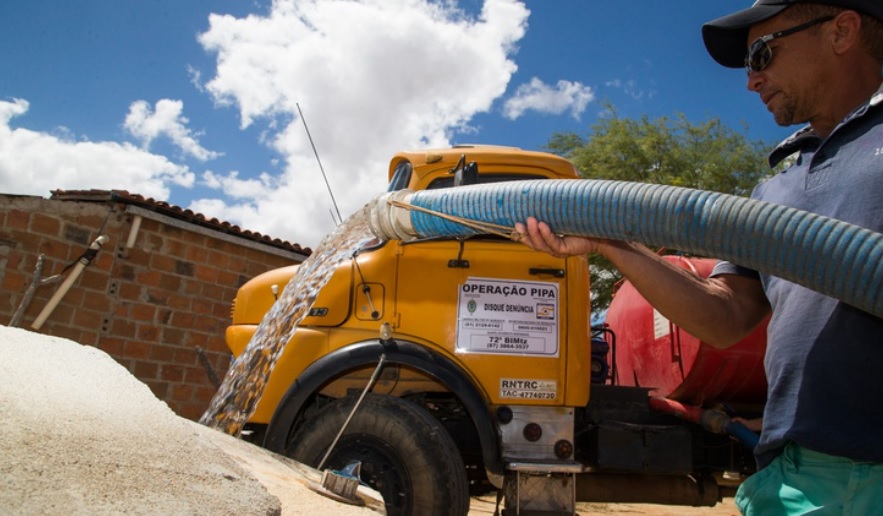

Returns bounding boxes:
[10,255,47,327]
[317,353,387,471]
[196,346,222,389]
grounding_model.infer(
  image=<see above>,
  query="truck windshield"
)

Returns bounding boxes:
[387,161,412,192]
[427,173,547,189]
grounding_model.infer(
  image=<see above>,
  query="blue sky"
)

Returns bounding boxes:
[0,0,792,247]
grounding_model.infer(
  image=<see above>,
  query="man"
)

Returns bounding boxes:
[516,1,883,514]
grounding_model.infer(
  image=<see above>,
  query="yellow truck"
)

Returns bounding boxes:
[225,145,762,516]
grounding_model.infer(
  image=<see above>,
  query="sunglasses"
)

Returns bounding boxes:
[745,16,834,75]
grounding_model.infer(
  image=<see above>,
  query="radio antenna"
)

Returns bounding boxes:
[297,103,343,226]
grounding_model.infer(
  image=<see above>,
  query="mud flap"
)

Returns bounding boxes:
[502,469,576,515]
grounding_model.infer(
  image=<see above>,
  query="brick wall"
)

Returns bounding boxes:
[0,193,308,421]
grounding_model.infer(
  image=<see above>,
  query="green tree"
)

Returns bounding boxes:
[545,106,775,313]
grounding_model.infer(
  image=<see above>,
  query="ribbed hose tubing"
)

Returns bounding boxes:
[380,179,883,318]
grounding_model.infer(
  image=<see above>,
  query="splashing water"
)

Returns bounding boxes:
[199,205,377,436]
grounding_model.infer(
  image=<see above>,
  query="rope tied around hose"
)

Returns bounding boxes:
[388,199,526,241]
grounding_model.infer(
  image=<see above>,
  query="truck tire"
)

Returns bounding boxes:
[287,393,469,516]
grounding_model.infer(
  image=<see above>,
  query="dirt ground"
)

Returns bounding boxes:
[469,495,740,515]
[0,325,384,515]
[2,324,743,516]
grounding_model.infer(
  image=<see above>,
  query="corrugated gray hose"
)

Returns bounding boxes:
[368,179,883,318]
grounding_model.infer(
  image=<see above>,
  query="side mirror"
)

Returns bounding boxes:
[453,160,479,187]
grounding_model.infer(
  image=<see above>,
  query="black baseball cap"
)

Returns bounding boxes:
[702,0,883,68]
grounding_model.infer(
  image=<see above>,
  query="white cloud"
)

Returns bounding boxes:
[124,99,221,162]
[201,170,278,200]
[0,98,194,199]
[0,98,29,126]
[187,65,206,93]
[1,1,595,250]
[605,78,654,101]
[194,0,530,246]
[502,77,594,120]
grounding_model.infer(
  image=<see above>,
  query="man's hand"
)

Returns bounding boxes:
[514,217,599,258]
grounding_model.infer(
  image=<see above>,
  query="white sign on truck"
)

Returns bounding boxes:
[456,277,559,357]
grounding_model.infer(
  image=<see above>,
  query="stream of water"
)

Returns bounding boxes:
[199,205,376,436]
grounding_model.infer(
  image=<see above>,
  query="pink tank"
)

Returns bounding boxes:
[604,256,768,408]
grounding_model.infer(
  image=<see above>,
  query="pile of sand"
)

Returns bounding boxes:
[0,325,382,515]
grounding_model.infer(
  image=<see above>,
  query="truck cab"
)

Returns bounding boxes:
[224,145,761,515]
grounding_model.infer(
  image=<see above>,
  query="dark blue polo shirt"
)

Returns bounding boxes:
[712,84,883,469]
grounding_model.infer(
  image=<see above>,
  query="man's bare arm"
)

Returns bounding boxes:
[515,217,770,347]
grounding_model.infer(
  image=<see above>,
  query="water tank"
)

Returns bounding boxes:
[604,256,767,408]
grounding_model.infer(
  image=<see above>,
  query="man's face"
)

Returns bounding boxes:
[745,13,831,127]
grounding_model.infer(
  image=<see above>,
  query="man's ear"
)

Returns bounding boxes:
[830,10,862,55]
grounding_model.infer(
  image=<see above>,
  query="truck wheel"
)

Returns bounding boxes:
[287,393,469,516]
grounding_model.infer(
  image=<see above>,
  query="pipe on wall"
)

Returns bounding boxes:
[31,235,109,330]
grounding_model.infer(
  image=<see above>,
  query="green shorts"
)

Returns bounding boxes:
[735,442,883,515]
